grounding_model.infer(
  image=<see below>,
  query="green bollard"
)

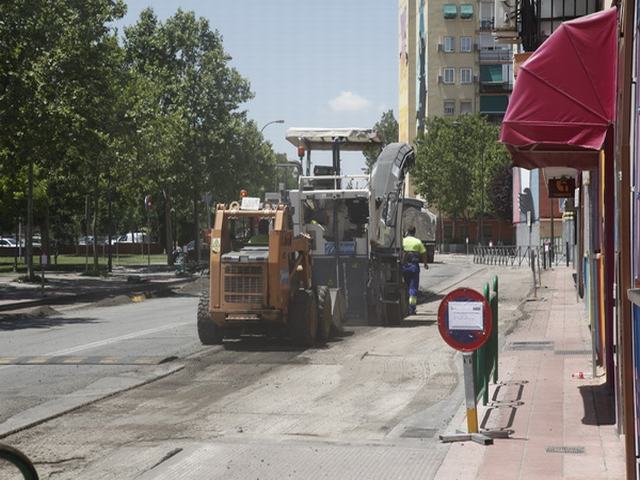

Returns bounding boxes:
[492,276,499,384]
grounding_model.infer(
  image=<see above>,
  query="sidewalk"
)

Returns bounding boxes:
[435,266,625,480]
[0,266,196,312]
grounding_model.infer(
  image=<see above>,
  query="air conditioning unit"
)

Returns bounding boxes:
[494,0,517,32]
[438,42,443,52]
[438,74,443,84]
[473,74,479,83]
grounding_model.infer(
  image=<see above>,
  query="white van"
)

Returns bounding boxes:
[116,232,148,243]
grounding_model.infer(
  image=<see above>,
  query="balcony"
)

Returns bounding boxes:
[479,48,513,62]
[479,81,513,93]
[480,18,494,31]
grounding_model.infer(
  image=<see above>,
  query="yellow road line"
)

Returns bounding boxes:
[24,356,48,364]
[99,357,121,364]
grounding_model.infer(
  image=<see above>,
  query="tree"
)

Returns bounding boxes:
[412,114,511,241]
[0,0,127,278]
[363,110,399,172]
[489,163,513,222]
[124,8,253,262]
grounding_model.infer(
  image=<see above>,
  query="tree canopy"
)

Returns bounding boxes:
[412,115,512,222]
[0,2,281,274]
[363,109,399,172]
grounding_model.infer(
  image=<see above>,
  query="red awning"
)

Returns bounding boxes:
[500,8,617,170]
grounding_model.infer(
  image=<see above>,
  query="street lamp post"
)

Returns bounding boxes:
[260,119,285,134]
[260,120,285,192]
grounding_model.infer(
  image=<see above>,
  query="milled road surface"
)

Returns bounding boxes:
[0,255,533,479]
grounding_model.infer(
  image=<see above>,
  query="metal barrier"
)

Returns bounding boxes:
[473,275,499,406]
[473,245,539,266]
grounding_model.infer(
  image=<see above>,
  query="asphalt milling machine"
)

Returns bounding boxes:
[286,128,415,326]
[197,128,418,347]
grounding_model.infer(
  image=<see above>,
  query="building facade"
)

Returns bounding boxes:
[418,1,513,122]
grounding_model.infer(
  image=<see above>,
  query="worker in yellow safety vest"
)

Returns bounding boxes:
[402,225,428,315]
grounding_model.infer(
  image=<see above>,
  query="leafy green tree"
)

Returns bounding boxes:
[124,8,253,261]
[0,0,127,278]
[363,110,399,172]
[413,114,511,242]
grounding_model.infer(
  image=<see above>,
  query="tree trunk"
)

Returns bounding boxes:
[92,192,99,272]
[164,189,174,266]
[26,159,34,281]
[193,188,200,264]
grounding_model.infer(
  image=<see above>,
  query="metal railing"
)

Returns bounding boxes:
[473,275,499,406]
[479,48,513,62]
[472,245,569,268]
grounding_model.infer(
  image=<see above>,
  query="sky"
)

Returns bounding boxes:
[116,0,398,176]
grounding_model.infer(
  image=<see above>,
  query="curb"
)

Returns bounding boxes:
[0,363,184,439]
[0,277,195,313]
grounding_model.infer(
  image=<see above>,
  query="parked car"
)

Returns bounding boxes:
[0,238,16,248]
[78,235,94,246]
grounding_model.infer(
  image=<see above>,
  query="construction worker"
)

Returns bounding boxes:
[402,225,428,315]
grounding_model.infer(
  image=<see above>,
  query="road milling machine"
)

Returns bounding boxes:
[197,198,333,347]
[285,128,415,325]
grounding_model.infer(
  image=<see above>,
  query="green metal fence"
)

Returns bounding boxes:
[473,275,499,406]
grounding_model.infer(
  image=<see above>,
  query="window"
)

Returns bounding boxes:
[443,36,455,53]
[460,4,474,19]
[442,67,455,84]
[444,100,455,116]
[480,64,503,83]
[460,68,473,84]
[479,95,509,113]
[460,36,473,52]
[460,101,473,114]
[443,4,457,19]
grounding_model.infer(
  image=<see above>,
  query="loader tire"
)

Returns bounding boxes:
[197,292,223,345]
[385,303,403,326]
[289,289,318,348]
[315,286,332,344]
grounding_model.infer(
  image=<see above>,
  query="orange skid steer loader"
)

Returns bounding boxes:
[197,200,332,347]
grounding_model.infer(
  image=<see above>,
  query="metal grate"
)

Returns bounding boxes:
[507,341,554,351]
[401,427,437,439]
[545,446,585,454]
[554,350,592,356]
[224,264,264,304]
[225,265,262,275]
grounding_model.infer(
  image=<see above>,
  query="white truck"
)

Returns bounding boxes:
[402,198,437,263]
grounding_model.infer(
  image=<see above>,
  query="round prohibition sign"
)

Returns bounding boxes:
[437,288,492,352]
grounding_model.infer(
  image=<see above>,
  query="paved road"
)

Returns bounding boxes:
[0,294,202,426]
[0,255,528,479]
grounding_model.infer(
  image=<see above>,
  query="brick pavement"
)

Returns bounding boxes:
[435,266,625,480]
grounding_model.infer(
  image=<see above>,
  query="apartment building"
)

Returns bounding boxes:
[419,0,513,122]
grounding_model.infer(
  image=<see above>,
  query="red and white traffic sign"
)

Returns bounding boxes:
[437,288,492,352]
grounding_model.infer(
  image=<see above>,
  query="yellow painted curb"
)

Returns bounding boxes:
[130,294,146,303]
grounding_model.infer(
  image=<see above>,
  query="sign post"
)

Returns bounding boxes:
[437,288,509,445]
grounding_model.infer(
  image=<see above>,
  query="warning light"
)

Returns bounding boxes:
[297,145,305,158]
[240,189,248,198]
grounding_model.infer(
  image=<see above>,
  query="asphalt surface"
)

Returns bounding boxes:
[0,255,532,479]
